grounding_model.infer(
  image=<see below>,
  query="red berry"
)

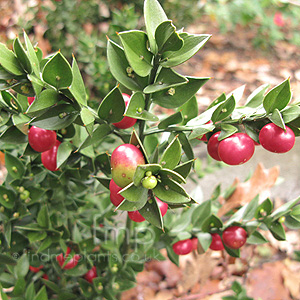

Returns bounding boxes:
[172,239,193,255]
[207,132,222,161]
[222,226,247,249]
[42,274,49,280]
[111,144,145,188]
[113,93,137,129]
[41,140,61,171]
[209,233,224,251]
[218,133,255,165]
[109,179,124,207]
[259,123,295,153]
[56,253,65,267]
[274,12,284,27]
[128,210,145,222]
[29,265,43,273]
[157,198,168,217]
[63,254,80,270]
[84,266,97,283]
[27,97,35,105]
[28,126,57,152]
[191,237,198,250]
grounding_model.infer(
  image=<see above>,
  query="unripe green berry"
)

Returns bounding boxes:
[142,175,157,189]
[111,264,118,273]
[20,190,30,200]
[12,166,18,173]
[145,171,152,177]
[279,216,286,223]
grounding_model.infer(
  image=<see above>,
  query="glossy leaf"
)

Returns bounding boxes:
[98,86,125,123]
[5,152,25,180]
[173,159,194,179]
[144,0,168,54]
[34,286,48,300]
[69,55,87,105]
[245,83,269,108]
[23,31,40,76]
[0,126,27,144]
[159,176,189,197]
[191,200,212,228]
[118,30,152,77]
[144,68,187,94]
[95,152,111,176]
[57,142,73,168]
[268,108,285,130]
[267,221,286,241]
[117,197,147,211]
[160,135,181,169]
[196,232,212,252]
[284,215,300,229]
[139,196,163,229]
[31,104,79,130]
[202,214,223,232]
[246,230,268,245]
[15,253,29,278]
[218,124,238,141]
[244,124,260,144]
[27,89,60,114]
[155,20,183,53]
[178,132,194,160]
[120,183,148,203]
[152,77,209,109]
[224,245,240,258]
[158,111,183,129]
[270,196,299,220]
[178,96,198,125]
[211,95,236,123]
[107,39,147,91]
[188,123,215,140]
[0,254,17,266]
[153,182,190,204]
[13,37,32,74]
[42,52,73,90]
[263,79,291,114]
[161,33,211,67]
[0,43,24,75]
[255,198,273,218]
[159,168,186,184]
[0,186,15,209]
[282,105,300,123]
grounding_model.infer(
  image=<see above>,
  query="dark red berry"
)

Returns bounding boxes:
[84,266,97,283]
[172,239,193,255]
[28,126,57,152]
[41,140,61,171]
[207,132,222,161]
[222,226,247,249]
[209,233,224,251]
[109,179,124,207]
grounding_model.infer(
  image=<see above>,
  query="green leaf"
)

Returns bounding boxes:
[12,277,26,296]
[37,205,50,228]
[152,77,209,109]
[13,37,32,74]
[267,221,286,241]
[25,282,36,300]
[188,123,215,140]
[69,55,87,105]
[255,198,273,218]
[27,231,47,243]
[129,129,150,163]
[270,196,299,220]
[268,108,285,130]
[178,95,198,125]
[80,107,95,134]
[15,253,29,278]
[0,126,27,144]
[173,159,194,179]
[196,232,212,252]
[98,86,125,123]
[242,195,259,221]
[202,214,223,232]
[34,286,48,300]
[165,243,179,266]
[0,254,17,266]
[218,124,238,141]
[159,176,189,197]
[158,111,183,129]
[5,152,25,179]
[244,124,260,144]
[247,230,268,245]
[41,279,60,293]
[124,92,159,121]
[191,200,212,228]
[153,182,190,204]
[161,33,211,67]
[23,31,40,76]
[245,83,269,108]
[160,135,181,169]
[284,215,300,229]
[159,168,186,184]
[94,176,110,189]
[118,30,153,77]
[95,152,111,176]
[37,236,53,252]
[42,52,73,90]
[155,20,183,53]
[30,104,79,130]
[224,245,240,258]
[144,68,188,94]
[107,39,147,91]
[0,186,15,209]
[26,89,60,114]
[282,105,300,123]
[77,124,112,151]
[120,183,148,202]
[178,132,194,160]
[144,0,168,54]
[0,43,24,75]
[263,79,291,114]
[211,95,236,123]
[133,163,162,186]
[139,196,164,229]
[117,197,147,211]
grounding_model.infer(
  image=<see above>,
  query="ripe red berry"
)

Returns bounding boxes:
[29,265,43,273]
[191,237,198,250]
[128,210,145,222]
[42,274,49,280]
[112,93,137,129]
[259,123,295,153]
[41,140,61,171]
[157,198,168,217]
[27,97,35,105]
[209,233,224,251]
[222,226,247,249]
[109,179,124,207]
[56,248,80,270]
[172,239,193,255]
[111,144,145,188]
[207,132,222,161]
[218,133,255,165]
[84,266,97,283]
[28,126,57,152]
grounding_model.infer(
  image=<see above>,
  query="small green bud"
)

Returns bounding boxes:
[279,216,286,223]
[13,212,20,218]
[12,166,18,173]
[2,194,8,200]
[111,264,118,273]
[0,206,4,213]
[145,171,152,177]
[137,107,143,113]
[113,283,120,290]
[167,88,176,96]
[20,190,30,200]
[19,186,25,193]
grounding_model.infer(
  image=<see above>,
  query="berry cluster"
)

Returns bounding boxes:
[205,123,295,165]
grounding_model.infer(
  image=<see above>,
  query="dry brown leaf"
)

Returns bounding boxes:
[217,163,280,217]
[282,259,300,299]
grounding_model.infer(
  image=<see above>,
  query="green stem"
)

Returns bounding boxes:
[121,214,133,259]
